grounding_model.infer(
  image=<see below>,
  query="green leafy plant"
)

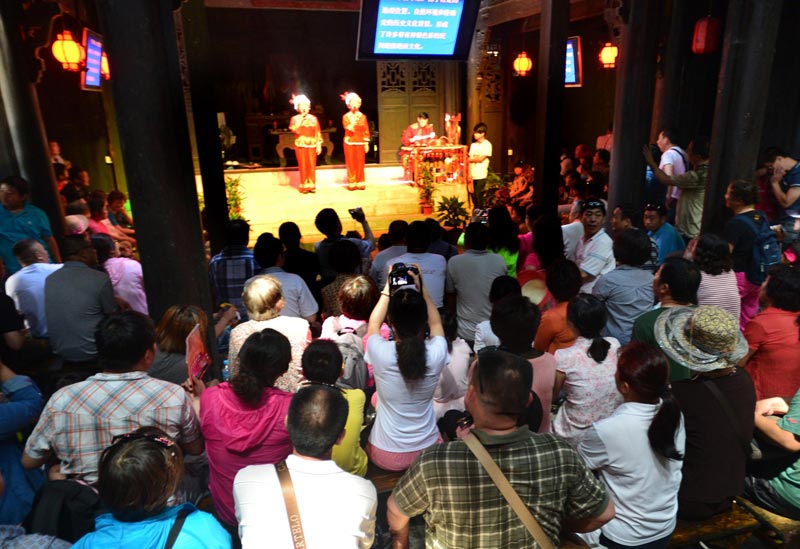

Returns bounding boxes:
[436,195,469,228]
[418,163,436,205]
[225,176,247,220]
[482,169,506,208]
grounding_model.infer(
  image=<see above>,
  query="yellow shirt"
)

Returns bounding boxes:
[332,388,368,477]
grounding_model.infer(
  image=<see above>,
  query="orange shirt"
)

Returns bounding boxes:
[534,301,576,354]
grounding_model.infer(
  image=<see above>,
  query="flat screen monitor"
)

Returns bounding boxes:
[564,36,582,87]
[357,0,481,60]
[81,29,103,92]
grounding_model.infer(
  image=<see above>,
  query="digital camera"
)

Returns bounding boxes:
[388,263,419,291]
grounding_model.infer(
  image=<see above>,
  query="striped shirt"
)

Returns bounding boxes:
[392,427,609,548]
[697,271,741,322]
[24,371,201,483]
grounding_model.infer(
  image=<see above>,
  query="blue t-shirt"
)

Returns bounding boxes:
[0,203,54,273]
[649,222,685,264]
[780,162,800,224]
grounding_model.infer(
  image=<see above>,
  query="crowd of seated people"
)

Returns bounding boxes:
[1,138,800,549]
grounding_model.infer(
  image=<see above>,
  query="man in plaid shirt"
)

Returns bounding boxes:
[22,312,203,483]
[388,350,614,548]
[208,219,259,318]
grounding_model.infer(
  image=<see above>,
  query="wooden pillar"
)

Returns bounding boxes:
[704,0,783,234]
[607,1,662,217]
[95,0,212,324]
[532,0,569,213]
[654,0,690,138]
[0,2,64,239]
[178,0,229,255]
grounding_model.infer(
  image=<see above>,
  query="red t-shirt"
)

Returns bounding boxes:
[745,307,800,400]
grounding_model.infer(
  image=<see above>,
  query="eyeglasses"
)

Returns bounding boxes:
[111,432,176,449]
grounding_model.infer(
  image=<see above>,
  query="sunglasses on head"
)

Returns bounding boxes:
[111,432,176,449]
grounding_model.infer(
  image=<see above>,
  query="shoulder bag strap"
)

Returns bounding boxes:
[463,432,555,549]
[702,379,751,455]
[164,507,193,549]
[275,460,307,549]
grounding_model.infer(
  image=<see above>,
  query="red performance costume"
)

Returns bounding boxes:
[401,115,436,147]
[289,94,322,194]
[341,92,369,190]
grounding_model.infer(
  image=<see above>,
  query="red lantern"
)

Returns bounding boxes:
[692,16,722,55]
[599,43,618,68]
[513,52,533,77]
[51,30,85,71]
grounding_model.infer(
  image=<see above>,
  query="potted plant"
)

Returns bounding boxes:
[418,163,436,214]
[481,169,506,209]
[435,195,469,228]
[225,176,247,221]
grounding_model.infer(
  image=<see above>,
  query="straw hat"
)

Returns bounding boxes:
[517,269,550,308]
[654,306,748,373]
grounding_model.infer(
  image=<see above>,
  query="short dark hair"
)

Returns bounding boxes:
[287,385,349,458]
[464,222,489,251]
[314,208,341,237]
[693,233,733,275]
[659,257,701,304]
[95,312,156,372]
[107,190,126,203]
[727,179,758,206]
[594,149,610,163]
[338,275,378,321]
[762,146,790,165]
[0,175,30,196]
[473,122,487,134]
[388,220,408,244]
[91,233,116,264]
[644,203,668,217]
[658,128,680,145]
[278,222,302,247]
[88,194,106,216]
[490,296,540,352]
[583,199,606,216]
[615,203,640,226]
[301,339,343,385]
[225,219,250,246]
[613,229,651,267]
[68,165,87,182]
[765,264,800,312]
[424,217,444,242]
[61,234,92,259]
[470,350,532,418]
[253,232,283,268]
[329,239,361,274]
[231,329,291,405]
[691,136,710,159]
[12,238,41,265]
[416,112,429,120]
[405,220,431,252]
[545,259,582,303]
[98,427,183,522]
[489,275,521,303]
[65,200,90,215]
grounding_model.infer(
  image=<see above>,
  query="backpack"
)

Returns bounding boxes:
[329,317,369,391]
[24,479,103,542]
[738,211,782,285]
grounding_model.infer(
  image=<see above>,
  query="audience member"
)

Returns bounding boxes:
[644,203,685,264]
[49,140,68,165]
[314,207,374,284]
[691,233,740,320]
[5,239,62,338]
[86,193,136,246]
[278,221,321,305]
[234,385,377,547]
[228,275,311,392]
[552,294,623,447]
[574,199,615,292]
[388,349,614,548]
[301,339,367,476]
[22,312,203,483]
[106,190,135,236]
[631,257,701,381]
[523,213,565,272]
[741,264,800,400]
[517,205,545,267]
[365,272,447,471]
[92,233,147,314]
[72,427,230,549]
[370,220,408,289]
[578,342,685,548]
[190,329,293,530]
[432,310,471,420]
[0,175,61,273]
[655,128,689,216]
[592,229,654,345]
[208,220,259,318]
[60,166,90,203]
[45,235,118,367]
[562,200,585,261]
[0,294,24,365]
[764,147,800,245]
[535,259,581,353]
[610,203,658,272]
[424,218,458,261]
[656,306,754,520]
[592,148,610,179]
[320,239,362,317]
[253,232,318,323]
[487,206,520,277]
[387,221,447,308]
[446,223,506,345]
[319,274,378,344]
[473,275,520,353]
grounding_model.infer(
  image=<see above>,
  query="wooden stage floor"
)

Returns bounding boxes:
[212,163,470,245]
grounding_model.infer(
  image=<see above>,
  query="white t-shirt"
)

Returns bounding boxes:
[561,220,585,263]
[469,139,492,180]
[578,402,686,546]
[387,252,447,308]
[574,228,615,293]
[660,146,688,201]
[5,262,62,338]
[234,454,377,549]
[473,320,500,352]
[365,334,448,452]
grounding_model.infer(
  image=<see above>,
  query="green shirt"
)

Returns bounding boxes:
[392,427,609,548]
[631,307,693,381]
[770,390,800,507]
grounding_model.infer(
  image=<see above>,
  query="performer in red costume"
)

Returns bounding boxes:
[341,92,370,191]
[289,94,322,194]
[401,112,436,146]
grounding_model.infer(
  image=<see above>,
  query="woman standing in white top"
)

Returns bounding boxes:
[578,342,686,548]
[365,268,447,471]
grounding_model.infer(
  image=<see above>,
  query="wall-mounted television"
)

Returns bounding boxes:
[356,0,481,60]
[81,29,103,92]
[564,36,582,87]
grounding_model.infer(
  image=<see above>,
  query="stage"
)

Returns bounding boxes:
[204,163,470,244]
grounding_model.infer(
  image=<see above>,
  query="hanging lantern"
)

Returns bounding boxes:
[599,42,618,68]
[692,16,722,54]
[51,30,85,71]
[101,52,110,80]
[513,52,533,77]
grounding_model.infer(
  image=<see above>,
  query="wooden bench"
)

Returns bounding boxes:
[366,462,405,494]
[737,497,800,545]
[669,500,760,547]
